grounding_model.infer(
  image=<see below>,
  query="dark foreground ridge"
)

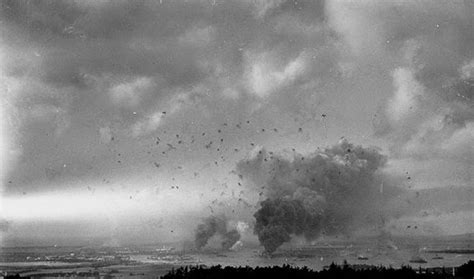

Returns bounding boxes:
[161,260,474,279]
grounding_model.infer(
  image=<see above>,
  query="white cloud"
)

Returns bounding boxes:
[460,59,474,80]
[99,126,113,144]
[131,110,165,138]
[387,67,424,122]
[250,0,286,19]
[246,51,307,98]
[131,90,200,137]
[440,122,474,161]
[399,113,446,156]
[178,26,214,48]
[222,87,240,99]
[326,0,384,57]
[0,100,16,191]
[0,50,23,190]
[109,77,155,108]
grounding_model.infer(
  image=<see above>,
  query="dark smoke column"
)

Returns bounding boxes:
[240,139,397,254]
[194,215,241,250]
[254,199,323,254]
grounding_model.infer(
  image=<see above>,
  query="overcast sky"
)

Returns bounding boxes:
[0,0,472,245]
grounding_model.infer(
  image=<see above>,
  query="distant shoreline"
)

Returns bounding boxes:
[426,250,474,254]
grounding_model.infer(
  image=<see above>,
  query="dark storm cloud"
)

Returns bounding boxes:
[1,0,338,190]
[1,0,211,87]
[0,0,469,197]
[1,0,328,88]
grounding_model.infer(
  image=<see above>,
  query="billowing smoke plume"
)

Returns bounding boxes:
[194,215,241,250]
[238,139,404,254]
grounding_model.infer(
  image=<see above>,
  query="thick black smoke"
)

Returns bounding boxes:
[238,139,403,254]
[194,215,241,250]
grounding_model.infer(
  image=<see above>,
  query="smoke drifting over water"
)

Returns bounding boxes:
[238,139,404,254]
[194,215,241,250]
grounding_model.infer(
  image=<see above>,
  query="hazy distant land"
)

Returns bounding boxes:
[1,234,472,278]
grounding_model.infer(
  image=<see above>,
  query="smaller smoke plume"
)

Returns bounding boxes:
[230,240,244,251]
[194,215,241,250]
[221,229,240,250]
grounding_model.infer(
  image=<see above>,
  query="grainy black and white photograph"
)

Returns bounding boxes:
[0,0,473,278]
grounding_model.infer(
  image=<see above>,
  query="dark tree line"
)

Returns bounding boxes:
[162,260,474,279]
